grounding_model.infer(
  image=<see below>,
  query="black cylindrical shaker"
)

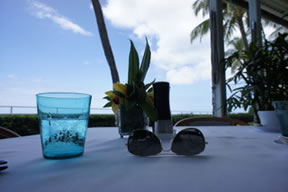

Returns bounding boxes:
[153,82,173,136]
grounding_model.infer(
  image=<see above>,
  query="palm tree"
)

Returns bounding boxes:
[191,0,287,50]
[225,37,244,73]
[91,0,120,83]
[191,0,249,50]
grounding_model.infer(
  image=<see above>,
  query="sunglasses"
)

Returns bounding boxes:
[127,128,206,156]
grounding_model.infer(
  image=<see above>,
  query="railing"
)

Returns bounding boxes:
[0,106,211,115]
[0,106,113,115]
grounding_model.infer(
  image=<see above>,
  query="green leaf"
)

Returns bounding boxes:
[140,101,157,122]
[112,89,125,98]
[126,83,136,99]
[125,99,136,110]
[103,102,112,108]
[135,84,146,104]
[190,19,209,43]
[139,38,151,82]
[103,96,111,101]
[128,40,139,85]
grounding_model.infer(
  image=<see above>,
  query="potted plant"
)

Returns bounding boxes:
[225,33,288,131]
[103,39,157,137]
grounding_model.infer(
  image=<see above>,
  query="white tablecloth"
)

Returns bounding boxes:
[0,126,287,192]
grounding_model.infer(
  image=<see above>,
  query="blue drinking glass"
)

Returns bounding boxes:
[36,92,92,159]
[273,101,288,137]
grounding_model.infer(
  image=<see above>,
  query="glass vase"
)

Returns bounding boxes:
[117,105,147,138]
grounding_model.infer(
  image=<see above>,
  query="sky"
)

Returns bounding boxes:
[0,0,219,114]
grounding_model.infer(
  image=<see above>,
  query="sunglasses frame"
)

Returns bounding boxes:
[127,128,206,156]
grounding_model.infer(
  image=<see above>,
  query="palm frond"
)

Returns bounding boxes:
[190,19,210,43]
[223,16,237,42]
[192,0,209,17]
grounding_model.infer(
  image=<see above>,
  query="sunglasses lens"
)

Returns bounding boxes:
[171,128,205,156]
[127,130,162,156]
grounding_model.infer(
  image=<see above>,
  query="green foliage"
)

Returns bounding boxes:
[139,39,151,82]
[228,113,254,124]
[126,39,156,121]
[172,113,253,125]
[190,19,210,43]
[104,39,157,121]
[0,113,254,138]
[192,0,209,17]
[0,114,117,137]
[88,114,116,127]
[128,38,151,85]
[172,114,210,125]
[0,115,39,136]
[190,0,248,46]
[128,40,140,85]
[225,33,288,112]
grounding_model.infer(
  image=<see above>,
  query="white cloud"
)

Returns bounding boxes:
[29,0,93,36]
[167,61,211,84]
[103,0,211,84]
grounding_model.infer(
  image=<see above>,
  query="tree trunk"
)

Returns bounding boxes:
[91,0,120,83]
[236,15,249,50]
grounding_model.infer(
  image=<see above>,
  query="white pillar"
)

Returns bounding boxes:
[209,0,227,117]
[249,0,262,44]
[249,0,262,123]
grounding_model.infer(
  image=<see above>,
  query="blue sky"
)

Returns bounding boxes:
[0,0,214,114]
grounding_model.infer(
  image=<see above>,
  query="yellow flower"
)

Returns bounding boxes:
[105,90,124,114]
[113,83,127,97]
[145,91,154,107]
[105,91,116,99]
[111,103,119,114]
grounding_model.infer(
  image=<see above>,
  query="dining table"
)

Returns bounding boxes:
[0,126,287,192]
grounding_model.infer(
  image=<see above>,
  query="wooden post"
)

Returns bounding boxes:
[249,0,262,45]
[209,0,227,117]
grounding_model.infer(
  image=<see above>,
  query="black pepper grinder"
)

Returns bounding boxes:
[153,82,173,149]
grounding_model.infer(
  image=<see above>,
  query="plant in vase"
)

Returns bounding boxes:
[104,39,157,137]
[225,33,288,131]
